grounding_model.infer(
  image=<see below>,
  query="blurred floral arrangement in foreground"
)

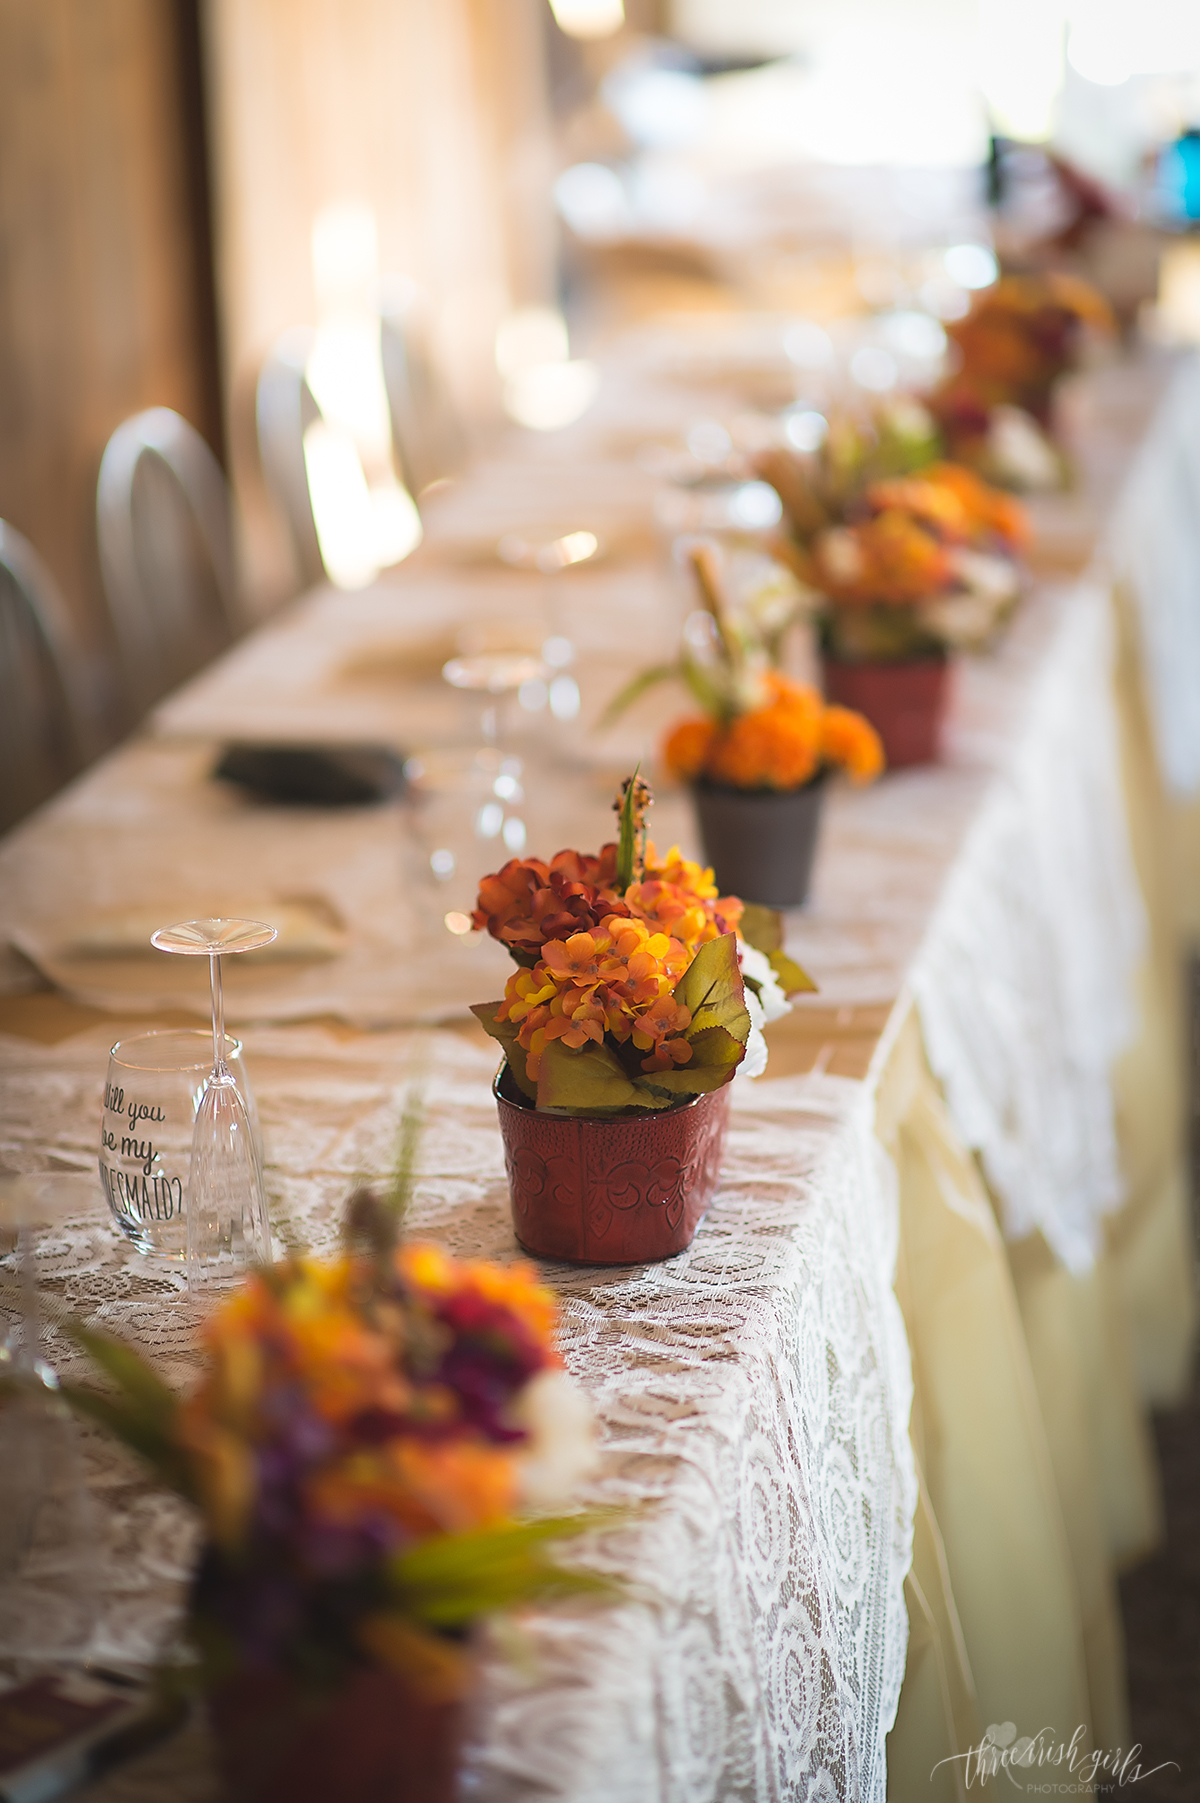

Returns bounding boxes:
[60,1189,608,1710]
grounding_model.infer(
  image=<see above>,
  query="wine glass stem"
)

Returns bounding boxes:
[209,953,225,1071]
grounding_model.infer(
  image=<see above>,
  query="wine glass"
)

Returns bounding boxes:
[403,748,528,943]
[150,918,276,1293]
[441,648,551,751]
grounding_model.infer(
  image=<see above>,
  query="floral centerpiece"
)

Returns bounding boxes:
[603,543,883,905]
[470,775,813,1262]
[757,434,1030,765]
[927,271,1114,490]
[60,1191,608,1803]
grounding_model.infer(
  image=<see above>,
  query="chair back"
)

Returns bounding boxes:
[96,408,238,722]
[255,328,326,590]
[379,284,467,498]
[0,522,92,833]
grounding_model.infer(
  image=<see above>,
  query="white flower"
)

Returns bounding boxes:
[735,941,791,1083]
[738,942,791,1024]
[739,1021,769,1081]
[987,404,1062,492]
[512,1369,599,1510]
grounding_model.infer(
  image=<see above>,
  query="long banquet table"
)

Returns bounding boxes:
[0,328,1196,1801]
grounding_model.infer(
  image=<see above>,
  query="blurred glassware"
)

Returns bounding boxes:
[442,650,551,750]
[654,478,782,538]
[150,920,275,1293]
[99,1029,259,1261]
[404,748,528,940]
[495,528,602,574]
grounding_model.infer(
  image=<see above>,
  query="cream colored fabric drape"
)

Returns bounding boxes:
[885,579,1196,1794]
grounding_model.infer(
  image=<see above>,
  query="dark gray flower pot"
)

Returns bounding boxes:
[692,774,827,908]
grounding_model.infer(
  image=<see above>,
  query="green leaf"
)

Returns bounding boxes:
[673,933,751,1051]
[685,1023,749,1068]
[738,903,782,955]
[469,1004,537,1101]
[769,949,818,995]
[57,1377,196,1502]
[680,651,732,725]
[536,1037,648,1113]
[615,766,640,894]
[64,1322,178,1431]
[386,1511,625,1629]
[596,665,679,732]
[729,905,817,993]
[634,1061,739,1099]
[387,1064,428,1231]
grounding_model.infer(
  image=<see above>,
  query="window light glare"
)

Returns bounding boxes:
[306,320,393,464]
[977,0,1064,141]
[369,481,423,569]
[1067,24,1132,85]
[549,0,624,40]
[302,422,379,590]
[311,201,379,314]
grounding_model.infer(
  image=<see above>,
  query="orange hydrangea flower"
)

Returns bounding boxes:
[814,510,953,607]
[663,673,883,792]
[819,705,885,784]
[663,717,717,783]
[919,461,1030,553]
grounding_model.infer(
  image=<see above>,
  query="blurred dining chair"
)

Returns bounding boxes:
[255,328,326,590]
[0,521,95,834]
[96,407,240,724]
[379,283,468,499]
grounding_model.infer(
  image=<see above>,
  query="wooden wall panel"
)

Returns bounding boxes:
[0,0,220,714]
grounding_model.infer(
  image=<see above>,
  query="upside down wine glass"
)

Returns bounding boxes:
[150,918,277,1293]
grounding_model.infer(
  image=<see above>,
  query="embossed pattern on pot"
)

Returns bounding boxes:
[495,1069,730,1263]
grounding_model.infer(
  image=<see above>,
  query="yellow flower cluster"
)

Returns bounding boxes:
[498,914,695,1080]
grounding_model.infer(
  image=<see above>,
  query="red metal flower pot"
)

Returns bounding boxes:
[209,1664,462,1803]
[822,653,951,769]
[494,1066,730,1264]
[692,773,826,907]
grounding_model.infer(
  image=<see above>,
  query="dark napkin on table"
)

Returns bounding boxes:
[214,742,409,807]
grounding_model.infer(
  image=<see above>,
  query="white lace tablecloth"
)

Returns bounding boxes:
[1110,349,1200,797]
[910,582,1145,1273]
[0,1024,914,1803]
[0,329,1177,1797]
